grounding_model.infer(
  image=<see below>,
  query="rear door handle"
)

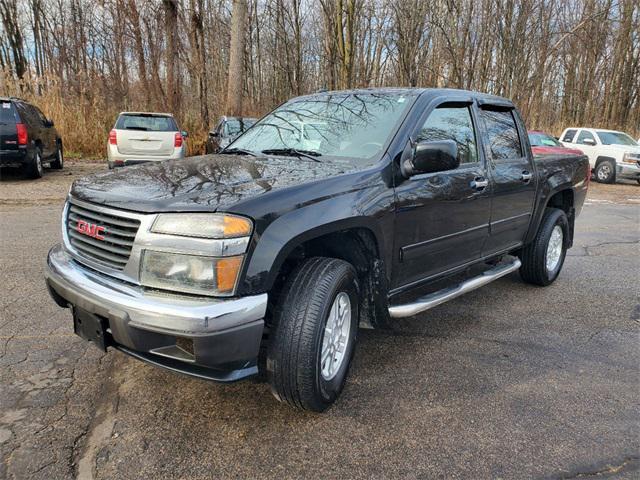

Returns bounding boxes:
[521,171,532,183]
[470,177,489,190]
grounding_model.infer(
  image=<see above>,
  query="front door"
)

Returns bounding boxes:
[479,107,537,255]
[392,101,492,290]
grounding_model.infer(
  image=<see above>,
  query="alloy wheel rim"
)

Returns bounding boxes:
[36,153,43,174]
[58,149,63,167]
[546,225,563,272]
[597,165,610,180]
[320,292,351,381]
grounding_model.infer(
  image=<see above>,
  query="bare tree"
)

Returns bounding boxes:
[226,0,248,116]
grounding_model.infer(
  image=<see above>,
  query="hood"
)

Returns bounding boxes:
[603,144,640,154]
[71,154,356,213]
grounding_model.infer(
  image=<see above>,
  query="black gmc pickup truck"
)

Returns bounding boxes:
[45,88,589,412]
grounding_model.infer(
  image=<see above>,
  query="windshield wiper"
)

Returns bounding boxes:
[261,148,322,162]
[219,147,257,156]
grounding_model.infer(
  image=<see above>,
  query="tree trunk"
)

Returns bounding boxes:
[226,0,247,116]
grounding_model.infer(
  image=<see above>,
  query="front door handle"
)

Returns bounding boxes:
[521,171,532,183]
[470,177,489,190]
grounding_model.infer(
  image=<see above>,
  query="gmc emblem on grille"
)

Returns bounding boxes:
[76,220,106,240]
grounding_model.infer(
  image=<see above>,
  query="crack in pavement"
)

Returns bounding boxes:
[552,455,640,479]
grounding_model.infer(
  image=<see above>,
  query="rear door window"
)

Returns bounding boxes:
[576,130,595,145]
[480,109,523,161]
[0,101,17,124]
[116,114,178,132]
[562,129,577,143]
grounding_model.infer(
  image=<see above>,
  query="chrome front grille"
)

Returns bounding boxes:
[66,202,140,271]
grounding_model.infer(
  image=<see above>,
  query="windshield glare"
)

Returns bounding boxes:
[596,131,637,146]
[231,93,414,161]
[529,132,560,147]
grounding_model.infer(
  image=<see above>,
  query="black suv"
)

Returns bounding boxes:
[0,97,63,178]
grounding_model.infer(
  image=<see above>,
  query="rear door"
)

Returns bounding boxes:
[392,98,492,289]
[33,106,56,158]
[479,106,537,256]
[573,129,598,165]
[115,114,177,157]
[0,100,19,152]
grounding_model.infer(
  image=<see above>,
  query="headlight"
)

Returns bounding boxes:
[151,213,252,239]
[141,250,243,296]
[622,152,639,164]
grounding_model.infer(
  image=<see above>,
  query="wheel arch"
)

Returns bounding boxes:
[525,183,575,248]
[239,210,391,329]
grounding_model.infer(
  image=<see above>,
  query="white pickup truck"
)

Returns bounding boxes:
[559,127,640,184]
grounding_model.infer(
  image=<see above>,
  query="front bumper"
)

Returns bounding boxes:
[45,244,267,381]
[617,162,640,180]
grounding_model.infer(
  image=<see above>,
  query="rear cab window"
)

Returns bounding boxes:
[116,114,178,132]
[1,101,18,124]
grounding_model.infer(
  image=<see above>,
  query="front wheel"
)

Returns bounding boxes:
[519,208,568,286]
[267,257,359,412]
[594,160,616,183]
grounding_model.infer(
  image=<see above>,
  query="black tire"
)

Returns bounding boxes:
[267,257,359,412]
[50,142,64,169]
[594,159,616,184]
[519,208,568,286]
[25,147,44,179]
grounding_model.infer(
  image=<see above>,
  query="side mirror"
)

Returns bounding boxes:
[181,130,188,138]
[209,131,219,138]
[46,120,54,127]
[403,140,459,176]
[583,138,595,145]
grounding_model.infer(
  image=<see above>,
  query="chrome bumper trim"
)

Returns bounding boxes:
[45,244,267,335]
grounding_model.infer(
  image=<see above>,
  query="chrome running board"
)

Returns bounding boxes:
[388,256,522,319]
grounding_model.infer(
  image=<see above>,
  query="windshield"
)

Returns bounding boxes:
[226,118,255,136]
[230,92,415,161]
[529,132,561,147]
[115,114,178,132]
[595,131,637,146]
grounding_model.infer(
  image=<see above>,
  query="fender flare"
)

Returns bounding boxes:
[237,199,387,295]
[525,176,574,245]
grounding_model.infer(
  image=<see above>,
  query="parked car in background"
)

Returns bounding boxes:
[107,112,187,169]
[528,130,583,156]
[560,127,640,183]
[0,97,63,178]
[46,88,589,412]
[206,116,256,153]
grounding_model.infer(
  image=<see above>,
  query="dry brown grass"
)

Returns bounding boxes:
[0,73,214,159]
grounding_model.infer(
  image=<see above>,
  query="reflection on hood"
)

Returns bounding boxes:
[71,154,355,212]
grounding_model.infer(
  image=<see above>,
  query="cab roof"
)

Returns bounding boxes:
[293,87,515,108]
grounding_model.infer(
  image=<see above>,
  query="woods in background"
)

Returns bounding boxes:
[0,0,638,157]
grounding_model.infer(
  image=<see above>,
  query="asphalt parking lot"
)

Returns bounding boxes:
[1,163,639,479]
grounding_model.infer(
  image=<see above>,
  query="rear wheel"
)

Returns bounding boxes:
[519,208,568,286]
[50,142,64,169]
[594,160,615,183]
[267,257,359,412]
[25,148,44,179]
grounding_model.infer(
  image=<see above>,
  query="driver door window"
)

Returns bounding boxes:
[417,106,478,164]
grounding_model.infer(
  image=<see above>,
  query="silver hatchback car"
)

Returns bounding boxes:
[107,112,187,168]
